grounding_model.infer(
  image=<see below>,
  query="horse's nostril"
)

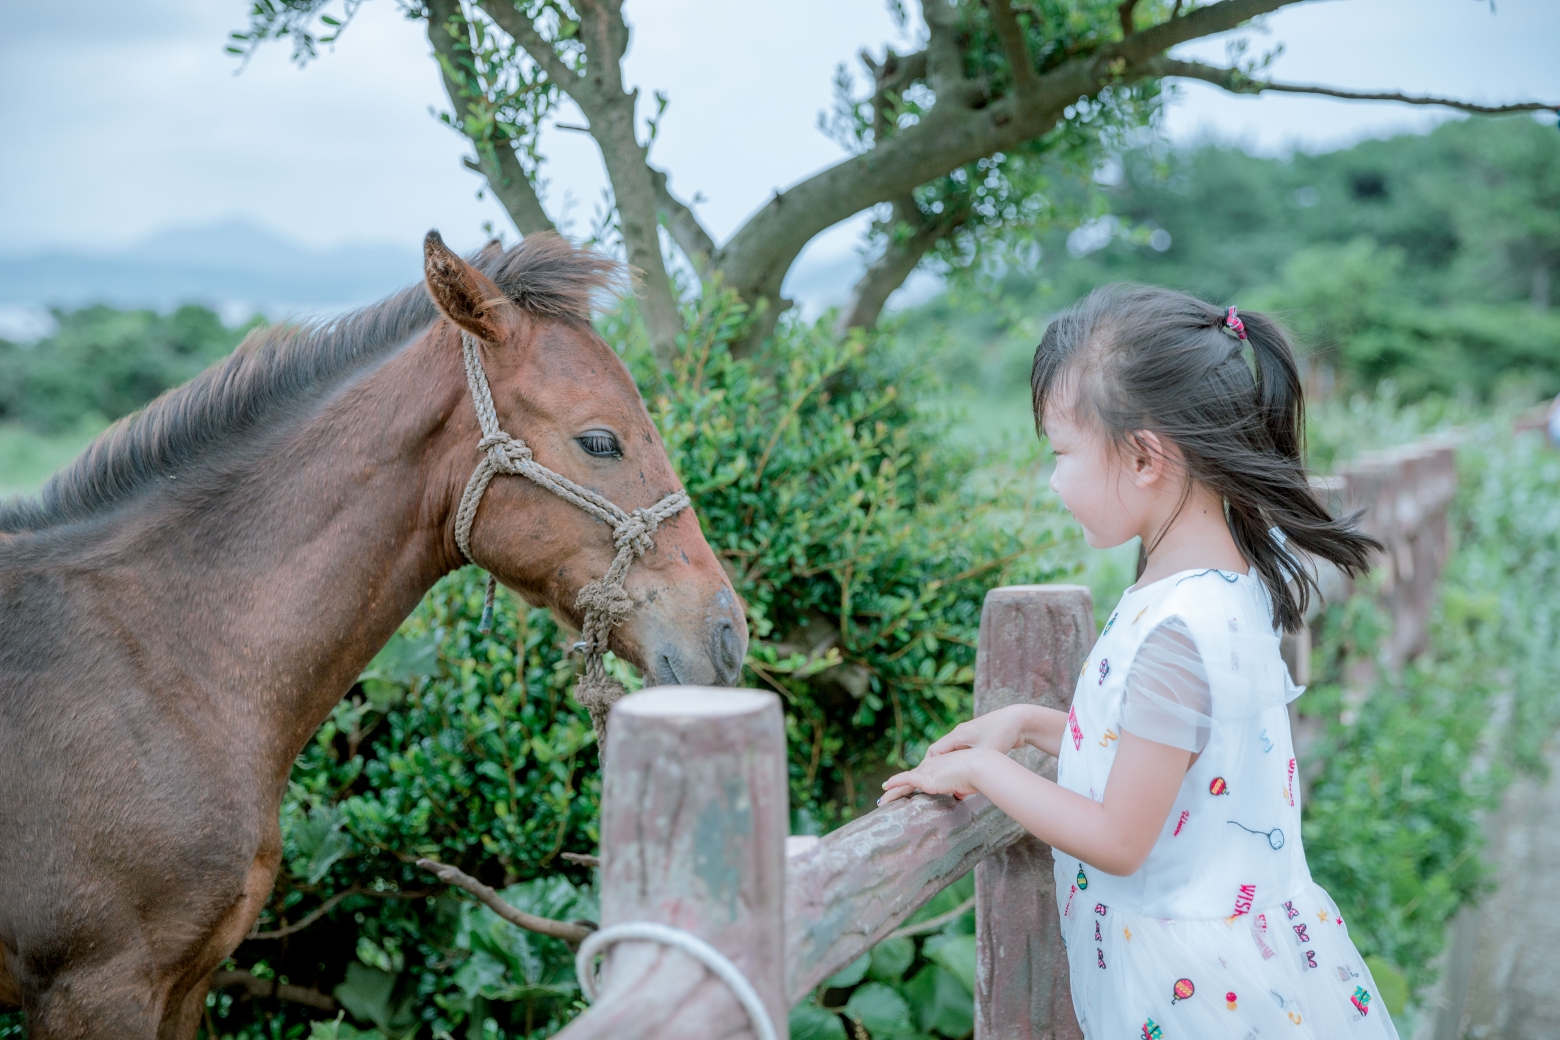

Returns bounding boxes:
[713,621,743,685]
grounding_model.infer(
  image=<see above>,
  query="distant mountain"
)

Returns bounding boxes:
[0,220,424,316]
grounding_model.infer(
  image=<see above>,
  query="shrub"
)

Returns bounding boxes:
[0,304,258,433]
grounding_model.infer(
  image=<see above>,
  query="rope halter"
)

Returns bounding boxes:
[453,331,691,749]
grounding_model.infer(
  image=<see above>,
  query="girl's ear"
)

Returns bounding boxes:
[1128,430,1172,489]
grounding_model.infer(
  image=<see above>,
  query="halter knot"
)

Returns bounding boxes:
[455,331,691,758]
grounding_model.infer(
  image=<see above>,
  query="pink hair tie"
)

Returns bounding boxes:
[1223,306,1247,341]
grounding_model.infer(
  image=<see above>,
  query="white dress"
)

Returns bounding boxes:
[1053,568,1400,1039]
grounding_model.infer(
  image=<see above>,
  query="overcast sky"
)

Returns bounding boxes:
[1,0,1556,276]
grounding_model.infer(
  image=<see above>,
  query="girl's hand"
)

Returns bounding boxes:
[878,747,999,806]
[924,705,1030,759]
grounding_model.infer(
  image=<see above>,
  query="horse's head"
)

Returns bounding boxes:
[422,230,745,687]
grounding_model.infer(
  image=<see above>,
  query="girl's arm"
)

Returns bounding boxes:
[918,703,1069,761]
[879,732,1188,876]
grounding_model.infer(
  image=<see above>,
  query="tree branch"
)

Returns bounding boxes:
[1148,56,1560,114]
[1118,0,1140,36]
[417,857,596,943]
[246,886,433,941]
[709,0,1352,313]
[463,151,556,235]
[836,195,968,334]
[428,0,556,235]
[987,0,1040,101]
[210,970,337,1012]
[474,0,587,100]
[651,166,717,270]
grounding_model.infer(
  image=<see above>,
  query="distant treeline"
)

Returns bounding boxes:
[914,114,1560,403]
[0,305,258,434]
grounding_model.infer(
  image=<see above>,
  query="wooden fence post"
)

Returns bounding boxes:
[557,686,788,1040]
[973,585,1094,1040]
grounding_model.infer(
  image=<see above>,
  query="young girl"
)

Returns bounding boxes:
[881,285,1395,1038]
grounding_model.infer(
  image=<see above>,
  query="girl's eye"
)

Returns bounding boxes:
[577,430,622,458]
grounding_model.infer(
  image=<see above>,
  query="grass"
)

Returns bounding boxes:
[0,419,105,500]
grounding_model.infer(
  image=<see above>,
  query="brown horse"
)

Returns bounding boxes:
[0,232,745,1039]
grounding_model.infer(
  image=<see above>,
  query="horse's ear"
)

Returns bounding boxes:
[423,229,516,344]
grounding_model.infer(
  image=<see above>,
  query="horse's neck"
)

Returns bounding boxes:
[93,333,471,775]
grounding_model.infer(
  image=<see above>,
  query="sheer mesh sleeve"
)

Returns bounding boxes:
[1119,616,1213,753]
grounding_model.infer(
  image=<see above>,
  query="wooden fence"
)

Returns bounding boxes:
[545,437,1460,1039]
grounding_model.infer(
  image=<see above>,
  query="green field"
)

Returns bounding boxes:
[0,420,103,500]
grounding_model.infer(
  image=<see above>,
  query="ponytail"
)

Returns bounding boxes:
[1032,284,1381,633]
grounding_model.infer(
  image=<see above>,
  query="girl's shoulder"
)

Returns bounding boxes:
[1118,567,1267,637]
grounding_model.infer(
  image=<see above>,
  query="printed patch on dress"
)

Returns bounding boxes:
[1133,607,1149,625]
[1103,611,1118,635]
[1317,907,1331,923]
[1069,705,1083,750]
[1171,978,1195,1004]
[1269,989,1303,1025]
[1231,649,1240,672]
[1099,658,1111,684]
[1249,913,1277,960]
[1292,924,1310,945]
[1095,920,1102,943]
[1231,883,1257,918]
[1077,866,1089,890]
[1095,903,1108,916]
[1097,947,1107,969]
[1099,727,1119,748]
[1228,819,1285,850]
[1228,616,1240,633]
[1225,991,1238,1011]
[1063,883,1076,917]
[1173,810,1189,836]
[1282,901,1299,920]
[1260,728,1274,753]
[1209,776,1231,796]
[1350,986,1372,1018]
[1301,949,1319,971]
[1284,758,1296,806]
[1336,965,1361,983]
[1140,1019,1163,1039]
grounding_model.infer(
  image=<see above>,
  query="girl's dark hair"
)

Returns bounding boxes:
[1031,283,1381,633]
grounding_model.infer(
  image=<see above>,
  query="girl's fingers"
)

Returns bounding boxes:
[877,783,916,806]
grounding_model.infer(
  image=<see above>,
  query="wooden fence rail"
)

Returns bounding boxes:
[552,441,1457,1039]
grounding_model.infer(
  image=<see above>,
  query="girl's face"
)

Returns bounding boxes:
[1042,400,1158,550]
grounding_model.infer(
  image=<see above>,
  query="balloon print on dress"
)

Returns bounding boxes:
[1076,866,1089,890]
[1209,776,1230,796]
[1171,978,1195,1003]
[1228,819,1285,849]
[1225,991,1238,1011]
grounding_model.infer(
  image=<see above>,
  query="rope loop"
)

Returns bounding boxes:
[453,331,691,751]
[575,922,779,1040]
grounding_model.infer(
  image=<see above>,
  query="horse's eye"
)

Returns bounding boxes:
[577,430,622,458]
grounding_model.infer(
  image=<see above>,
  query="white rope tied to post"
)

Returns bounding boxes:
[454,331,691,750]
[574,922,780,1040]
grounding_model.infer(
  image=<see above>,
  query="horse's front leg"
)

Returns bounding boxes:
[156,823,283,1040]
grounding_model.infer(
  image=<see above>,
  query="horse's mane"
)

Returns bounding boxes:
[0,233,622,534]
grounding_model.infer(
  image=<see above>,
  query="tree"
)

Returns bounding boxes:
[233,1,1556,364]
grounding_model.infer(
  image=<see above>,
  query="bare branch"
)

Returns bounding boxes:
[560,851,600,867]
[887,894,977,940]
[247,886,432,941]
[1150,57,1560,114]
[987,0,1040,101]
[210,970,337,1012]
[417,857,595,943]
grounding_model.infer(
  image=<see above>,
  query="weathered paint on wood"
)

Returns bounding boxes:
[556,686,788,1040]
[973,585,1093,1040]
[784,789,1028,1002]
